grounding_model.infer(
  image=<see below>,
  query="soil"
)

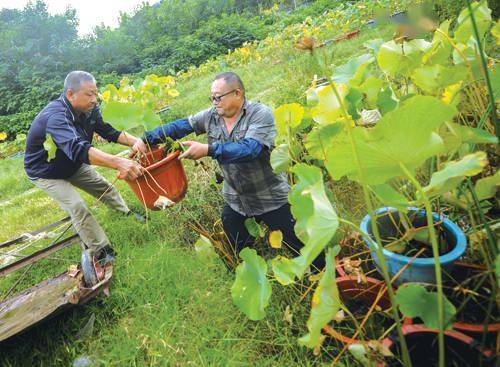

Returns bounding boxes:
[398,229,450,258]
[372,210,453,259]
[385,331,496,367]
[333,297,393,341]
[444,265,497,325]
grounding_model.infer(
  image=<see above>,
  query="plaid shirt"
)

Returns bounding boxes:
[189,100,290,216]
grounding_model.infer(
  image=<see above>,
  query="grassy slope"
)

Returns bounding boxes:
[0,23,392,366]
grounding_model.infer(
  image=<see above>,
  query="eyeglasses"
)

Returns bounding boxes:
[209,89,237,103]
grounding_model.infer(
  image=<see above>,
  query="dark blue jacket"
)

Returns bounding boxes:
[24,95,122,179]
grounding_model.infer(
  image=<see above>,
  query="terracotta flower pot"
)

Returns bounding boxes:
[345,29,360,39]
[126,147,188,210]
[335,231,382,280]
[323,275,391,345]
[454,316,500,338]
[451,262,500,338]
[377,324,495,367]
[404,262,500,338]
[333,29,361,43]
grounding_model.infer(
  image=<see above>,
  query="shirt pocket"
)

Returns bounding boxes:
[232,126,248,142]
[207,129,223,145]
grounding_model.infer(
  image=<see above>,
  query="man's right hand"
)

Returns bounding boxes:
[88,147,143,180]
[116,157,143,180]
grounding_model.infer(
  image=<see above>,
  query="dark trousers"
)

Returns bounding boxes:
[221,203,325,269]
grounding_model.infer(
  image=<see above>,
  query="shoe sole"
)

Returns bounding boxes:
[81,250,98,287]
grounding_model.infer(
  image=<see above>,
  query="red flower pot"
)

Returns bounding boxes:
[377,324,495,367]
[345,29,361,39]
[333,29,361,43]
[451,262,500,337]
[323,275,391,345]
[453,317,500,337]
[335,231,382,281]
[403,262,500,338]
[126,147,188,210]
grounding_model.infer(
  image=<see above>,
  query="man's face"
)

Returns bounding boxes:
[210,79,242,118]
[66,81,98,114]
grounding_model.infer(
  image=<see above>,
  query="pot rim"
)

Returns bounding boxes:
[382,324,494,355]
[404,262,500,333]
[126,148,182,184]
[336,274,385,288]
[323,275,390,344]
[359,207,467,266]
[143,148,181,172]
[403,316,500,333]
[377,324,495,367]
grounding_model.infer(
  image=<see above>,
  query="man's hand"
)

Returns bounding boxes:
[88,147,143,180]
[178,141,208,160]
[115,157,143,180]
[130,139,148,158]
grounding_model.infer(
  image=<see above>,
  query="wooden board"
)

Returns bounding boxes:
[0,264,112,342]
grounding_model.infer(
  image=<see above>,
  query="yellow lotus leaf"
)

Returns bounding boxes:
[269,230,283,249]
[159,76,175,86]
[309,84,348,124]
[441,82,462,106]
[147,74,159,83]
[168,89,180,98]
[274,103,304,137]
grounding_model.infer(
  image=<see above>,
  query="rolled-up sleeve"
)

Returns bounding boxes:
[188,108,212,135]
[46,112,91,164]
[94,107,122,142]
[245,105,277,149]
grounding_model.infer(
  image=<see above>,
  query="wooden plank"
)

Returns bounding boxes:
[0,265,112,342]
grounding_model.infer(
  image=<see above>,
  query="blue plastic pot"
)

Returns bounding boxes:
[360,207,467,284]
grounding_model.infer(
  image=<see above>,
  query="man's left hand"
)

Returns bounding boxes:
[178,141,208,160]
[130,138,148,158]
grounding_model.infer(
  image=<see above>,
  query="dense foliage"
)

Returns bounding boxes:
[2,0,497,140]
[228,1,498,364]
[0,0,498,365]
[0,0,342,138]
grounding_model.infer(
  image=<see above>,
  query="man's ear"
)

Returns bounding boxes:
[66,89,74,101]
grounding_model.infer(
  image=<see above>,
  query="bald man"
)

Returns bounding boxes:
[132,72,324,269]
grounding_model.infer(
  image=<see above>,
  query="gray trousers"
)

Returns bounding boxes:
[30,164,129,254]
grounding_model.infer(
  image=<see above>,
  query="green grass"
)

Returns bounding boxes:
[0,157,32,202]
[0,23,393,367]
[163,26,392,120]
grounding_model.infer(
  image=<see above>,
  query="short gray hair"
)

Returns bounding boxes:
[64,71,96,94]
[214,71,245,96]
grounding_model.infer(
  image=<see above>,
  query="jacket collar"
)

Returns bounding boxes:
[60,94,91,122]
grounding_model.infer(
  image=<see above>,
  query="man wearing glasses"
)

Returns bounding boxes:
[132,72,319,267]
